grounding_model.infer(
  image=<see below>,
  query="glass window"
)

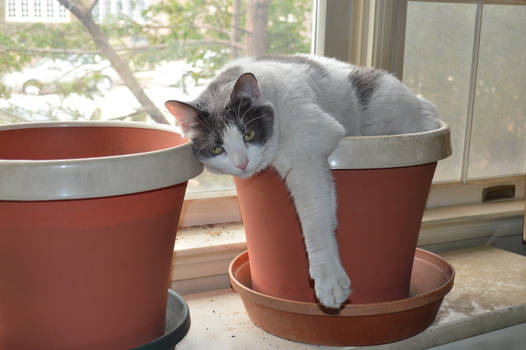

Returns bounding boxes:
[403,1,476,182]
[404,1,526,183]
[0,0,314,194]
[467,4,526,179]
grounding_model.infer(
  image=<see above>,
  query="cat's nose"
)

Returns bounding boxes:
[235,159,248,171]
[233,154,249,171]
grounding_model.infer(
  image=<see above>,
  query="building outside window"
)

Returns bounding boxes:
[5,0,70,23]
[92,0,150,24]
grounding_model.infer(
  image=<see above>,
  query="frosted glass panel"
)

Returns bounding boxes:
[467,5,526,179]
[404,2,476,182]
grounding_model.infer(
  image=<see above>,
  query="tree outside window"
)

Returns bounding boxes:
[0,0,313,192]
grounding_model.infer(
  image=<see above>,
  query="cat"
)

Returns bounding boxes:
[165,54,440,309]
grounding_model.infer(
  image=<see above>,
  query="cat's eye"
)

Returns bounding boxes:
[244,130,256,142]
[209,145,224,156]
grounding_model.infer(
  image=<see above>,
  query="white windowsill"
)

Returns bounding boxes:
[168,199,526,348]
[170,199,525,294]
[175,246,526,349]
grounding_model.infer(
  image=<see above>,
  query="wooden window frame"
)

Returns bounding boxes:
[181,0,526,241]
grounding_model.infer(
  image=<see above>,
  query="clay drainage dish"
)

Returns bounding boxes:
[132,289,191,350]
[229,249,455,346]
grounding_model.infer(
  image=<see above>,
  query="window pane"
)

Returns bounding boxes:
[0,0,314,194]
[467,5,526,180]
[403,2,476,182]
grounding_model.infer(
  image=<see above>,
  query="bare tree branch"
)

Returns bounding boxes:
[0,40,244,56]
[88,0,99,13]
[143,24,249,35]
[133,21,249,36]
[196,24,234,37]
[0,47,99,55]
[178,39,244,50]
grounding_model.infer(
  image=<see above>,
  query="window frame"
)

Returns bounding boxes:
[172,0,526,294]
[181,0,525,245]
[321,0,525,242]
[319,0,526,196]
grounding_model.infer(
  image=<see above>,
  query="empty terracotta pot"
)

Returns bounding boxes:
[234,121,452,305]
[0,122,202,350]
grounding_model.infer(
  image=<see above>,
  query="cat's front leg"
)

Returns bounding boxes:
[280,160,351,309]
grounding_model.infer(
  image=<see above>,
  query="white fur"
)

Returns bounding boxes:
[207,55,439,308]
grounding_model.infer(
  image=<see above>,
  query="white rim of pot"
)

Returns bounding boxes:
[0,121,203,201]
[328,120,452,169]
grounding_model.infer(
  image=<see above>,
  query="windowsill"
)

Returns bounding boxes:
[174,199,525,249]
[168,199,525,348]
[171,222,246,295]
[175,246,526,349]
[170,199,524,294]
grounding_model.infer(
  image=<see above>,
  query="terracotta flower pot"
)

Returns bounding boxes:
[234,121,452,305]
[0,122,202,350]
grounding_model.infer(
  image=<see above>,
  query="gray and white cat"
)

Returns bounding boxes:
[165,55,439,309]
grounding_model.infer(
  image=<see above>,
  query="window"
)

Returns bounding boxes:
[322,0,525,189]
[34,1,42,18]
[318,0,525,250]
[1,0,524,234]
[467,4,526,180]
[92,0,151,24]
[0,0,313,205]
[403,0,526,183]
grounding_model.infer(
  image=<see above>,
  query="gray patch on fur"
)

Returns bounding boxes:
[349,67,384,108]
[187,109,227,160]
[194,66,242,113]
[256,55,329,78]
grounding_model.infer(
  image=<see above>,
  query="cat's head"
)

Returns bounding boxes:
[165,73,276,178]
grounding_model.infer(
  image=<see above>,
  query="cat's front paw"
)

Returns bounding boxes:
[310,263,351,309]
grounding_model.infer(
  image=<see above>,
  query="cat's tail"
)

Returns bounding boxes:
[418,97,441,131]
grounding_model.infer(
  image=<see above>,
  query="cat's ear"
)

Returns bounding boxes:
[231,73,261,103]
[165,100,199,137]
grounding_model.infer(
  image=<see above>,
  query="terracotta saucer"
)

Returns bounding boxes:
[229,249,455,346]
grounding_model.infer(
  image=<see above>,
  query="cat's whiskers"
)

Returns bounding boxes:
[195,138,217,154]
[236,97,245,122]
[239,103,256,123]
[244,113,267,126]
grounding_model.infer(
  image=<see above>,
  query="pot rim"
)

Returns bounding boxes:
[329,120,452,169]
[0,121,203,201]
[229,249,455,317]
